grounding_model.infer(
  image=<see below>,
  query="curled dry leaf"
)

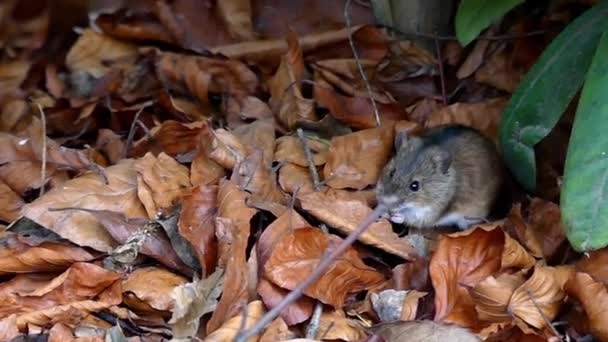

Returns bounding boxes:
[130,120,205,158]
[257,278,315,326]
[471,272,526,323]
[121,267,187,313]
[0,231,95,275]
[224,95,273,128]
[268,32,317,130]
[315,309,366,341]
[278,163,314,195]
[209,128,249,169]
[323,124,394,190]
[314,84,406,129]
[501,233,536,271]
[565,272,608,341]
[134,152,191,218]
[22,159,147,252]
[525,199,566,260]
[391,258,430,291]
[178,185,218,276]
[424,98,508,143]
[192,124,227,186]
[430,227,504,328]
[299,191,415,260]
[66,29,137,78]
[0,60,30,96]
[11,300,115,331]
[156,51,258,107]
[232,149,288,205]
[0,314,18,341]
[508,265,566,330]
[401,290,428,321]
[95,129,126,165]
[371,289,409,322]
[233,118,277,167]
[576,248,608,285]
[0,182,23,223]
[314,59,392,102]
[264,227,386,308]
[204,300,265,342]
[274,136,328,168]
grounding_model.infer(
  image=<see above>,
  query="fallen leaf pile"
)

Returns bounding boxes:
[0,0,604,341]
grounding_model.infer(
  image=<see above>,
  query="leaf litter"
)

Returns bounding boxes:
[0,0,603,341]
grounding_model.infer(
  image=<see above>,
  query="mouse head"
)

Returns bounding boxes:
[377,133,456,211]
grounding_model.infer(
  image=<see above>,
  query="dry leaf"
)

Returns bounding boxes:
[316,309,366,340]
[204,300,265,342]
[430,226,504,328]
[257,278,315,326]
[401,290,427,321]
[0,60,30,96]
[130,120,205,158]
[471,272,526,322]
[209,128,249,170]
[509,265,566,330]
[0,182,23,223]
[278,163,315,195]
[424,98,507,142]
[502,234,536,271]
[391,258,430,291]
[323,124,394,190]
[134,152,191,218]
[565,272,608,341]
[259,316,297,342]
[233,117,276,168]
[274,136,328,167]
[371,320,481,342]
[178,185,218,276]
[122,267,187,312]
[232,149,287,205]
[264,227,386,308]
[22,159,147,252]
[299,191,415,260]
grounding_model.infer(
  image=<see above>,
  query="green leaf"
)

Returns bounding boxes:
[498,1,608,191]
[561,32,608,252]
[455,0,524,46]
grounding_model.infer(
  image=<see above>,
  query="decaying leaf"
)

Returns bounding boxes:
[565,272,608,341]
[315,309,366,340]
[121,267,187,314]
[471,272,526,323]
[264,227,386,308]
[0,182,23,223]
[204,300,265,342]
[371,320,481,342]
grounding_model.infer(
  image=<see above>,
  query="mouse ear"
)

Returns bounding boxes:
[431,149,452,174]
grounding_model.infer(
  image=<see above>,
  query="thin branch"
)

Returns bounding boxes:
[36,104,48,197]
[297,128,321,191]
[344,0,381,127]
[433,34,448,106]
[383,25,549,42]
[234,205,387,342]
[526,289,562,340]
[124,106,146,159]
[305,302,324,339]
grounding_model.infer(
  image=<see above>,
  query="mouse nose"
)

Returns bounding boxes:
[379,195,400,207]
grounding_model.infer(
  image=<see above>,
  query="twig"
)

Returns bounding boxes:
[383,26,549,42]
[433,34,448,106]
[234,205,387,342]
[124,106,146,159]
[296,128,321,191]
[236,302,250,340]
[344,0,381,127]
[36,104,48,197]
[305,301,324,339]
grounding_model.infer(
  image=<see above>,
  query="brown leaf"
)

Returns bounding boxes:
[134,152,191,217]
[178,185,218,276]
[191,125,227,186]
[299,191,415,260]
[315,84,406,129]
[76,209,192,275]
[430,227,504,328]
[216,0,256,41]
[265,227,386,307]
[323,124,394,190]
[471,272,526,323]
[257,278,315,326]
[314,59,393,102]
[232,150,287,205]
[205,300,265,342]
[391,258,430,291]
[371,320,481,342]
[207,193,253,333]
[225,95,273,128]
[509,265,566,330]
[316,309,366,340]
[0,182,23,223]
[576,248,608,285]
[95,129,126,165]
[208,128,248,170]
[565,272,608,341]
[278,163,315,195]
[424,98,508,142]
[122,267,187,312]
[130,120,205,158]
[257,209,310,271]
[233,118,276,168]
[274,136,328,168]
[0,60,30,96]
[66,29,137,78]
[501,233,536,271]
[22,160,147,252]
[156,51,258,108]
[259,316,297,342]
[0,232,95,275]
[401,290,428,321]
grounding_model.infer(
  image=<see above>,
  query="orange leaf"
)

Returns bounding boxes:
[205,300,265,342]
[471,272,526,323]
[501,233,536,271]
[316,309,366,340]
[278,163,314,195]
[130,120,205,158]
[323,124,394,190]
[259,316,297,342]
[274,135,328,168]
[565,272,608,341]
[232,149,287,205]
[509,265,565,330]
[257,278,314,326]
[121,267,187,312]
[430,227,504,327]
[0,182,23,223]
[264,227,385,307]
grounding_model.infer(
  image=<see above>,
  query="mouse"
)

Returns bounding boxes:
[376,124,504,230]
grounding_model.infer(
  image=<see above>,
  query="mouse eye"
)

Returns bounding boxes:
[409,181,420,192]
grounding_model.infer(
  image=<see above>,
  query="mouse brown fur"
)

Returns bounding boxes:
[376,124,503,229]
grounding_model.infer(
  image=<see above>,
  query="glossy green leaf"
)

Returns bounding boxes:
[561,32,608,252]
[455,0,524,46]
[498,1,608,191]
